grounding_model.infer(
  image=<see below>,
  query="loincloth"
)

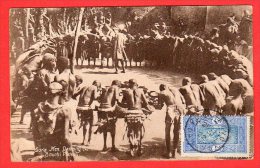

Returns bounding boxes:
[76,106,93,122]
[98,106,117,120]
[126,123,145,146]
[186,105,204,115]
[76,105,91,111]
[165,105,181,123]
[124,110,145,143]
[95,107,117,133]
[125,110,145,124]
[127,109,144,114]
[98,106,115,112]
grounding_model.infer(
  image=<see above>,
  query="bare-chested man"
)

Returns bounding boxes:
[121,79,149,156]
[55,56,76,104]
[190,82,205,111]
[72,79,101,145]
[122,79,148,110]
[158,84,186,159]
[220,74,233,86]
[199,75,226,114]
[179,77,204,115]
[208,72,229,96]
[223,78,253,115]
[222,81,244,115]
[97,80,121,152]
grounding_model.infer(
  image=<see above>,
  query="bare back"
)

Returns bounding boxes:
[100,85,119,108]
[73,85,97,107]
[123,88,148,110]
[159,88,185,108]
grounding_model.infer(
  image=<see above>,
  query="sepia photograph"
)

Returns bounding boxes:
[9,5,254,162]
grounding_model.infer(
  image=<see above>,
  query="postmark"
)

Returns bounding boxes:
[181,115,250,157]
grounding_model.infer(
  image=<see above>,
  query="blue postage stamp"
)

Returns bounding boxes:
[181,115,250,157]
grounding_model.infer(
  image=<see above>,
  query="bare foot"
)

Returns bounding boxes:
[111,147,119,152]
[102,147,108,152]
[163,152,173,159]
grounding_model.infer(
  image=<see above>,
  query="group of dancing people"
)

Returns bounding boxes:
[11,51,253,160]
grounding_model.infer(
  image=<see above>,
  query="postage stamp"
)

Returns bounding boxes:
[181,115,250,157]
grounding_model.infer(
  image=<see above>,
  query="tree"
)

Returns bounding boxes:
[25,8,30,48]
[71,8,85,74]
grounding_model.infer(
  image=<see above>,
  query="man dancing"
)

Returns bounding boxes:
[158,84,186,159]
[72,79,101,145]
[121,79,149,156]
[96,80,121,152]
[179,77,204,115]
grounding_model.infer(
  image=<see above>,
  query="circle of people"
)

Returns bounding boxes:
[12,53,253,161]
[11,10,253,161]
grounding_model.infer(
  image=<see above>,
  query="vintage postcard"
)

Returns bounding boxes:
[8,5,255,163]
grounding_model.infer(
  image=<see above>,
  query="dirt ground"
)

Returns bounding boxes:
[11,66,211,161]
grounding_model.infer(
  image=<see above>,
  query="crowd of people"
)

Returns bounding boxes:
[11,8,253,161]
[11,9,252,75]
[11,54,253,160]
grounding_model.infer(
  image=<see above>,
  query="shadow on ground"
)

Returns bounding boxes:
[74,137,166,161]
